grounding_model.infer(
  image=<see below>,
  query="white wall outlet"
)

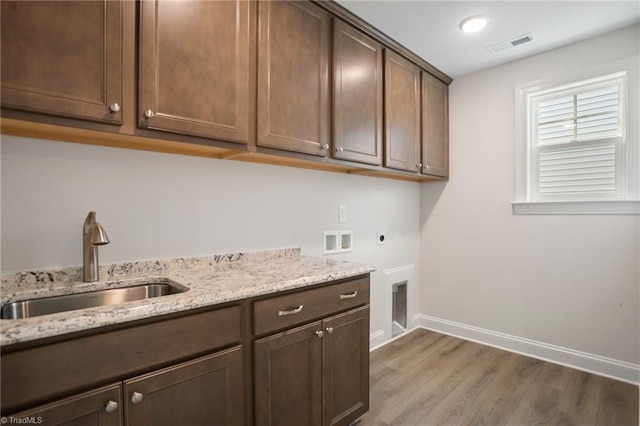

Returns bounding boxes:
[377,231,386,246]
[323,231,339,255]
[339,231,353,252]
[339,205,348,223]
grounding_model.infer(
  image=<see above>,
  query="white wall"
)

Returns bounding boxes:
[1,136,421,339]
[420,25,639,369]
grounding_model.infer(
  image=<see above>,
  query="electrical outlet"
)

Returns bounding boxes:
[377,231,386,246]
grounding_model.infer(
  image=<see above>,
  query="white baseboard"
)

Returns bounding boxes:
[370,327,422,352]
[415,314,640,385]
[369,330,386,350]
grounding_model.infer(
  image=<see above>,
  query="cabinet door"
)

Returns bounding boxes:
[421,72,449,178]
[1,1,122,124]
[9,383,122,426]
[124,347,243,426]
[254,321,323,426]
[257,0,330,156]
[322,306,370,426]
[139,0,251,143]
[384,50,421,173]
[333,20,383,166]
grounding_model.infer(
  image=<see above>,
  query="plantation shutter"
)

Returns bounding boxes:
[531,77,623,201]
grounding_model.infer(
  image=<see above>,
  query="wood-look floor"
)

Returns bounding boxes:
[360,328,638,426]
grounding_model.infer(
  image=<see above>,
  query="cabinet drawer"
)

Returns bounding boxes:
[1,305,241,412]
[253,276,369,336]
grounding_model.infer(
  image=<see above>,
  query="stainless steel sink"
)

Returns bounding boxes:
[1,283,184,320]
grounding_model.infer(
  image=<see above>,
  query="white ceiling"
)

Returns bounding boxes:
[336,1,640,79]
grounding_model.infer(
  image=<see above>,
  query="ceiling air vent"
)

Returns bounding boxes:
[487,32,534,54]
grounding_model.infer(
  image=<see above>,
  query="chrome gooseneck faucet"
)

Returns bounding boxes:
[83,211,110,282]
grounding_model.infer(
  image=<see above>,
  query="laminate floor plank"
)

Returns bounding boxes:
[558,370,604,425]
[365,338,473,422]
[505,381,574,425]
[595,379,639,425]
[415,349,512,426]
[369,342,493,425]
[534,360,575,391]
[361,329,639,426]
[459,353,544,426]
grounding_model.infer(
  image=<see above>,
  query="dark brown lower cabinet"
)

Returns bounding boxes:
[8,383,123,426]
[254,306,369,426]
[322,307,370,426]
[6,348,243,426]
[125,347,244,426]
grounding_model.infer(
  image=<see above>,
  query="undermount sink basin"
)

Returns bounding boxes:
[1,283,185,320]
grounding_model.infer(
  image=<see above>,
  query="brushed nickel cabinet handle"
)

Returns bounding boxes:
[322,144,329,150]
[337,147,344,152]
[105,400,118,413]
[316,330,324,338]
[131,392,143,404]
[144,109,154,119]
[109,102,120,113]
[278,305,303,316]
[326,327,334,334]
[339,291,358,300]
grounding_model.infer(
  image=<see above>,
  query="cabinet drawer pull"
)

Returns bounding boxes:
[105,400,118,413]
[109,102,121,113]
[131,392,144,404]
[278,305,304,316]
[339,291,358,300]
[326,327,334,334]
[316,330,324,338]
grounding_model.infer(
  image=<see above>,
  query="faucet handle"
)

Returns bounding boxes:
[84,212,110,244]
[91,222,110,245]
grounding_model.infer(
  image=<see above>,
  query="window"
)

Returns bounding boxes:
[514,69,639,215]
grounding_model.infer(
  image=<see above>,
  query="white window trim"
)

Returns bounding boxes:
[514,59,639,215]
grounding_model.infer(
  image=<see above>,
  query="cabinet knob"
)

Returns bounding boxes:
[316,330,324,338]
[417,163,423,169]
[144,109,154,119]
[105,400,119,413]
[131,392,144,404]
[337,147,344,152]
[109,102,121,113]
[326,327,334,334]
[322,144,329,150]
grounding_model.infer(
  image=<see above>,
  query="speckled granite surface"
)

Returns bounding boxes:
[0,248,374,346]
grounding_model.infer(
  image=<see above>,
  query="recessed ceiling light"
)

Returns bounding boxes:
[459,15,489,33]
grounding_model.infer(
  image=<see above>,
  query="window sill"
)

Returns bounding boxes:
[511,200,640,215]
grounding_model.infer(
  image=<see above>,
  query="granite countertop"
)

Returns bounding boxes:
[0,248,375,346]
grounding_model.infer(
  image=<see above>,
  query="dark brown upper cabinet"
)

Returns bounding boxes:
[332,20,383,166]
[421,72,449,178]
[0,0,123,124]
[384,50,421,173]
[257,0,331,156]
[138,0,251,144]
